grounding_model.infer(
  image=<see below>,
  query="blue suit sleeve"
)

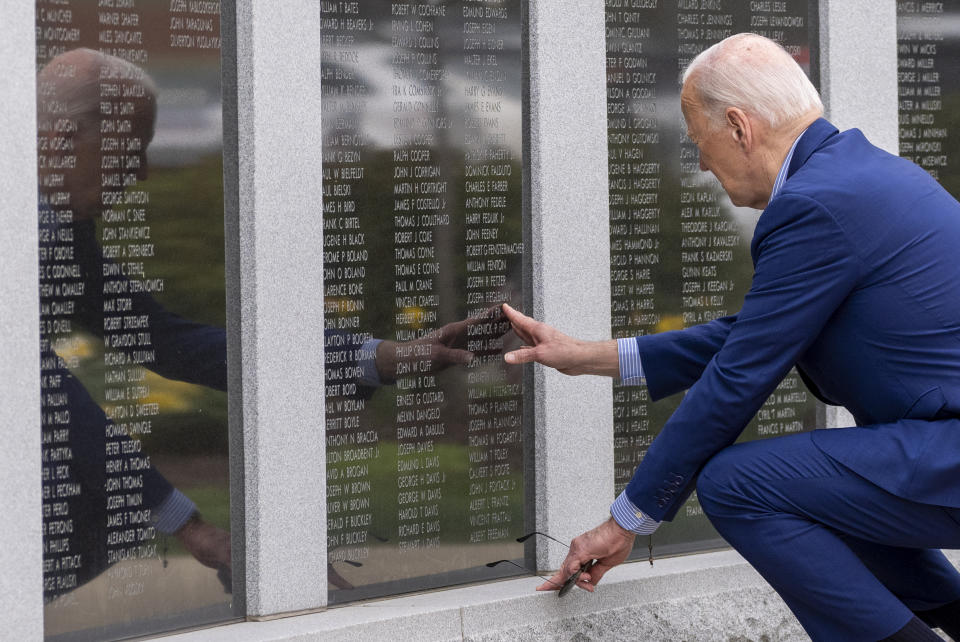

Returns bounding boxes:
[626,195,864,521]
[633,315,736,400]
[116,299,227,390]
[71,222,227,390]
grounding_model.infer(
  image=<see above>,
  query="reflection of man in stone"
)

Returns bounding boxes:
[38,47,233,598]
[37,47,495,598]
[504,34,960,641]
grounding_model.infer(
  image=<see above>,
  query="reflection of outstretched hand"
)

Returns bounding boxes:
[175,514,232,591]
[376,306,510,382]
[501,304,620,377]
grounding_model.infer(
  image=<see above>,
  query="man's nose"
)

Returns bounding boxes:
[699,157,708,172]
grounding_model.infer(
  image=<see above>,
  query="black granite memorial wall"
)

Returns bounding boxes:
[897,0,960,199]
[605,0,822,557]
[320,0,527,603]
[35,1,233,639]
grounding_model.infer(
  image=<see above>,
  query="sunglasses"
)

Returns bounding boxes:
[486,531,598,597]
[486,531,655,596]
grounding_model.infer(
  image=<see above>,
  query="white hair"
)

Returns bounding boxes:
[682,33,823,130]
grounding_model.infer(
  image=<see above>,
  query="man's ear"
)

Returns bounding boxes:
[726,107,752,149]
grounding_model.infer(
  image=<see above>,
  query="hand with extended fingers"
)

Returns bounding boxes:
[500,303,621,378]
[537,518,636,593]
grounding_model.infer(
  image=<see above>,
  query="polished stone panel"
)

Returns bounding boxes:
[35,1,233,639]
[605,1,822,556]
[320,0,527,603]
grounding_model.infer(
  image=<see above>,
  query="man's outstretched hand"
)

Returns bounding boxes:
[501,304,620,377]
[537,518,636,594]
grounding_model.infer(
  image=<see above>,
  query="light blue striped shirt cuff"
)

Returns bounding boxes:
[610,490,660,535]
[151,489,197,534]
[617,337,645,385]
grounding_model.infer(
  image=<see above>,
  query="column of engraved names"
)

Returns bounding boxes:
[605,6,661,494]
[97,1,160,600]
[462,0,522,545]
[37,1,83,597]
[747,0,808,46]
[168,0,221,50]
[392,0,448,553]
[898,2,947,180]
[320,0,376,567]
[677,1,735,331]
[748,0,813,440]
[37,0,80,63]
[754,376,809,436]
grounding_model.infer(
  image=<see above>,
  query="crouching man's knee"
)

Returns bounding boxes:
[696,444,753,522]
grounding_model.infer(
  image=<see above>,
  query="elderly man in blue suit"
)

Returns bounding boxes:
[502,33,960,641]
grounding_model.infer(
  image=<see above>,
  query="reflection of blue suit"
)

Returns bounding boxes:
[623,119,960,639]
[40,213,375,599]
[39,217,228,599]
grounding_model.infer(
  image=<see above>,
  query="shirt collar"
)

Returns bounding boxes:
[770,127,808,202]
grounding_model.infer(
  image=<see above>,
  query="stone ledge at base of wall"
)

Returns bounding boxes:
[467,584,805,642]
[161,549,793,641]
[162,548,960,642]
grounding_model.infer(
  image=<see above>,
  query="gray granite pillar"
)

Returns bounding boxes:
[229,0,328,616]
[819,0,897,430]
[820,0,899,155]
[0,1,44,639]
[526,0,615,571]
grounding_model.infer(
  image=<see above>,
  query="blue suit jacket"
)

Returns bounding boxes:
[625,118,960,521]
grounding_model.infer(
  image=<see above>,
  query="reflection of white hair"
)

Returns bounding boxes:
[38,48,157,141]
[682,33,822,130]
